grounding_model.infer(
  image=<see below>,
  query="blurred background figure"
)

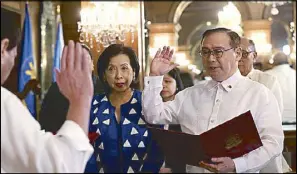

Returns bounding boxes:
[238,38,283,115]
[265,52,296,123]
[239,37,291,173]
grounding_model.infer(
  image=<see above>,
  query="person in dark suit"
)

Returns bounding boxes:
[39,44,104,133]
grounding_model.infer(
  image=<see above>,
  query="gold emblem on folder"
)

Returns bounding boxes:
[225,134,242,150]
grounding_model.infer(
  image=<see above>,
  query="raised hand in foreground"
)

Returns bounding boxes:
[149,46,179,76]
[55,40,94,134]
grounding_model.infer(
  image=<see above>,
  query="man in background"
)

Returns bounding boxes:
[239,37,291,173]
[265,52,296,123]
[238,38,283,115]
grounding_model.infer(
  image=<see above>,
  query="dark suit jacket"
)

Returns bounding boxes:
[39,75,104,132]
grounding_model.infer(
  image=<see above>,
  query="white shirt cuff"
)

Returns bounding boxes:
[57,120,93,152]
[144,76,163,88]
[233,157,247,173]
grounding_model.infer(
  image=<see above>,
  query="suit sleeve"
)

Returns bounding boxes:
[39,83,69,133]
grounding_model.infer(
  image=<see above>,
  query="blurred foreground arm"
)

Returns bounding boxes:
[55,41,94,135]
[1,41,94,172]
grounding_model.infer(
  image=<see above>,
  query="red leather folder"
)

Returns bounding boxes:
[148,111,263,167]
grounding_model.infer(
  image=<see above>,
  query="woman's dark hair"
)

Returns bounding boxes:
[1,8,21,51]
[167,68,184,94]
[97,44,140,93]
[180,72,194,89]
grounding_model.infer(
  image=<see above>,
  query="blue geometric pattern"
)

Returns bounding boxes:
[85,90,164,173]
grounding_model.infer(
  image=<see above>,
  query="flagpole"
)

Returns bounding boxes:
[52,4,64,83]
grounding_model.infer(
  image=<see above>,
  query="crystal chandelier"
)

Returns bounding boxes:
[251,1,292,15]
[77,2,138,52]
[217,2,243,36]
[251,1,291,6]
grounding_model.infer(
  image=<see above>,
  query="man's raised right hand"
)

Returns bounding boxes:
[149,46,179,76]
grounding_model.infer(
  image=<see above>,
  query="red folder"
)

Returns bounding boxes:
[148,111,263,167]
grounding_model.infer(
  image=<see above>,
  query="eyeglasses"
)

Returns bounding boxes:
[199,47,233,59]
[241,50,254,59]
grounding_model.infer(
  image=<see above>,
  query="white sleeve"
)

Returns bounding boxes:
[142,76,185,125]
[233,87,284,173]
[1,88,94,173]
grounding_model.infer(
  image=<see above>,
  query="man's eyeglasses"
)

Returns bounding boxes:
[199,47,233,59]
[241,50,254,59]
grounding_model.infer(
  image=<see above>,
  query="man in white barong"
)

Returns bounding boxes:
[142,27,284,173]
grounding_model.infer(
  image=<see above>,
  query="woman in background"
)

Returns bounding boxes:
[85,44,164,173]
[160,68,186,173]
[161,68,184,102]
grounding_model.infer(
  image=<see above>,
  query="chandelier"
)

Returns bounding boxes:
[251,1,291,6]
[251,1,292,15]
[77,2,138,52]
[217,2,243,36]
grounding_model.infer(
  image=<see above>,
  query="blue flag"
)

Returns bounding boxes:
[18,3,36,118]
[52,14,64,82]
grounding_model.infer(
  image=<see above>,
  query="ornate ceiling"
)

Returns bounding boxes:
[145,1,295,70]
